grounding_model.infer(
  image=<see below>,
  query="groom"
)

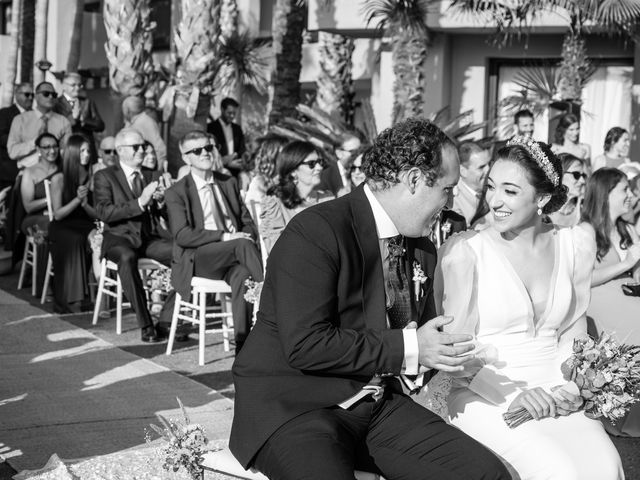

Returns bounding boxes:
[230,119,510,479]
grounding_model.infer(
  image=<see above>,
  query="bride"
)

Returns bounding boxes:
[428,138,624,479]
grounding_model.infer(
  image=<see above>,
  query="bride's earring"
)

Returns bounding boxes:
[537,207,542,216]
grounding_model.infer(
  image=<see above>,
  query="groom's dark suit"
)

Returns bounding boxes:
[231,185,508,479]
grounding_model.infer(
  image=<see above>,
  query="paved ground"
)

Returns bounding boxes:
[0,266,639,479]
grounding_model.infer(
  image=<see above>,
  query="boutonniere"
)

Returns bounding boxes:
[412,261,428,299]
[441,220,452,237]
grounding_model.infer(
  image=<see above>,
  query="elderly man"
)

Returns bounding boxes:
[7,82,71,169]
[165,130,263,353]
[93,128,173,343]
[0,82,33,190]
[53,72,104,141]
[230,119,510,479]
[122,95,166,171]
[452,141,490,225]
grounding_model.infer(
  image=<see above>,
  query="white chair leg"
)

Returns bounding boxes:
[17,239,30,290]
[40,254,53,304]
[199,291,206,366]
[166,292,182,356]
[31,243,38,297]
[92,260,107,325]
[116,274,123,335]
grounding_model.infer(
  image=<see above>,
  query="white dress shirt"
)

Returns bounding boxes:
[220,119,235,155]
[191,172,235,232]
[119,162,146,211]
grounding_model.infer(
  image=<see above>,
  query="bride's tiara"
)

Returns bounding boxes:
[506,136,560,187]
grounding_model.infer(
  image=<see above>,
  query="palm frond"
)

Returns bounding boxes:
[362,0,431,36]
[217,30,271,95]
[512,66,558,102]
[595,0,640,27]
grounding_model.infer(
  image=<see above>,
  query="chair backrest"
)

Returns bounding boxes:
[248,199,268,272]
[43,179,54,222]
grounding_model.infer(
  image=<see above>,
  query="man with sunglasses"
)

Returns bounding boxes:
[165,131,262,353]
[0,83,33,191]
[94,128,175,343]
[318,133,362,197]
[53,72,104,142]
[7,81,71,169]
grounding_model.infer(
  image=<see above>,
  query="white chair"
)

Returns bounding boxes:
[17,234,38,296]
[92,256,167,334]
[166,276,234,366]
[40,180,55,303]
[200,449,384,480]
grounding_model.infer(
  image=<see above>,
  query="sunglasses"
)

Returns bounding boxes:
[102,149,115,155]
[350,165,363,172]
[20,92,34,98]
[565,171,587,181]
[185,144,215,156]
[123,143,146,153]
[300,159,325,169]
[37,91,58,98]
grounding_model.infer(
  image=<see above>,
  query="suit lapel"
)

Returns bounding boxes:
[185,175,205,228]
[349,186,387,331]
[114,166,135,200]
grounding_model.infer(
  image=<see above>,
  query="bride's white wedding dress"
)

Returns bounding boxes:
[429,225,624,480]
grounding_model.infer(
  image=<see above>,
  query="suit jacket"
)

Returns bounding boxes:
[93,165,166,251]
[0,104,21,185]
[317,159,345,197]
[207,118,245,157]
[230,184,438,468]
[164,172,258,299]
[53,95,104,140]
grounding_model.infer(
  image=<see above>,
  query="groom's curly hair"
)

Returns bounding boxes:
[362,118,455,190]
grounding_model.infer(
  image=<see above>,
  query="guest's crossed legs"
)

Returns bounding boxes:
[103,233,173,329]
[193,238,263,343]
[254,390,511,480]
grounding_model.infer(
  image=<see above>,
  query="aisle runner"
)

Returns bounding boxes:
[0,290,233,472]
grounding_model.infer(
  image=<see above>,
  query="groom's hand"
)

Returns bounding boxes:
[416,316,475,372]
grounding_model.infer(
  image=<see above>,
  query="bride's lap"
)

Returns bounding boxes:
[449,393,624,480]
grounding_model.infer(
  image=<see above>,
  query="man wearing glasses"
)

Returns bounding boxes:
[53,72,104,142]
[318,133,362,197]
[0,83,33,190]
[7,81,71,169]
[94,128,174,343]
[165,130,263,354]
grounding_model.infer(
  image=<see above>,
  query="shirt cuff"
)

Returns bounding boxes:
[401,329,419,375]
[137,198,145,211]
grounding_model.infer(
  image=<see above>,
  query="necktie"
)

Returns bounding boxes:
[41,115,49,133]
[386,235,412,329]
[132,171,144,198]
[208,183,230,232]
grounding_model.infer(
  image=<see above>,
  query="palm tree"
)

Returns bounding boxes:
[66,0,85,73]
[363,0,431,125]
[316,31,356,124]
[220,0,239,40]
[32,0,48,84]
[1,0,22,107]
[267,0,307,127]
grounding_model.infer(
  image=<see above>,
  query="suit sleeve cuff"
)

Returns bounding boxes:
[401,329,419,375]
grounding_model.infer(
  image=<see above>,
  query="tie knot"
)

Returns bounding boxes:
[387,235,405,258]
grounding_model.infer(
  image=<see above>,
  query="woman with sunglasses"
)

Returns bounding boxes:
[547,153,587,227]
[259,141,334,255]
[582,168,640,437]
[550,114,591,167]
[341,144,369,196]
[48,134,98,312]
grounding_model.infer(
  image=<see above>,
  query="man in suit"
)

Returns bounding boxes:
[230,119,510,479]
[318,133,362,196]
[165,131,263,353]
[123,96,167,171]
[452,141,490,225]
[0,82,33,191]
[93,128,173,343]
[207,97,246,176]
[53,72,104,142]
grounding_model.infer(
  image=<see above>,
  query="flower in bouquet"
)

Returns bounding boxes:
[147,267,173,293]
[27,225,47,245]
[244,278,263,305]
[146,398,216,479]
[503,333,640,428]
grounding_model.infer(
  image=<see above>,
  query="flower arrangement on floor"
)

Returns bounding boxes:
[244,278,263,325]
[504,333,640,428]
[146,398,215,479]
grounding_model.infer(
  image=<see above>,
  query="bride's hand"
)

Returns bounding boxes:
[551,385,583,416]
[508,388,556,420]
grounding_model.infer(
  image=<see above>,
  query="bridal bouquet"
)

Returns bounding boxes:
[503,333,640,428]
[146,398,214,479]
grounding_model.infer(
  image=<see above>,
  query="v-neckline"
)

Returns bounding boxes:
[484,228,560,332]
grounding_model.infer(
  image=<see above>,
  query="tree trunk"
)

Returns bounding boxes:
[267,0,305,128]
[316,31,355,124]
[33,0,49,85]
[66,0,85,73]
[392,29,427,125]
[557,31,589,103]
[1,0,22,107]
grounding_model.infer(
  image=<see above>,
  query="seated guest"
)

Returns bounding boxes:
[142,141,173,186]
[176,136,225,180]
[53,72,105,142]
[165,131,263,353]
[583,168,640,437]
[49,134,97,312]
[260,141,334,254]
[122,96,167,172]
[452,141,490,225]
[244,135,289,205]
[318,133,361,196]
[93,136,118,175]
[551,113,591,166]
[93,128,173,343]
[592,127,630,172]
[8,82,71,169]
[345,145,368,191]
[0,82,33,191]
[547,153,587,227]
